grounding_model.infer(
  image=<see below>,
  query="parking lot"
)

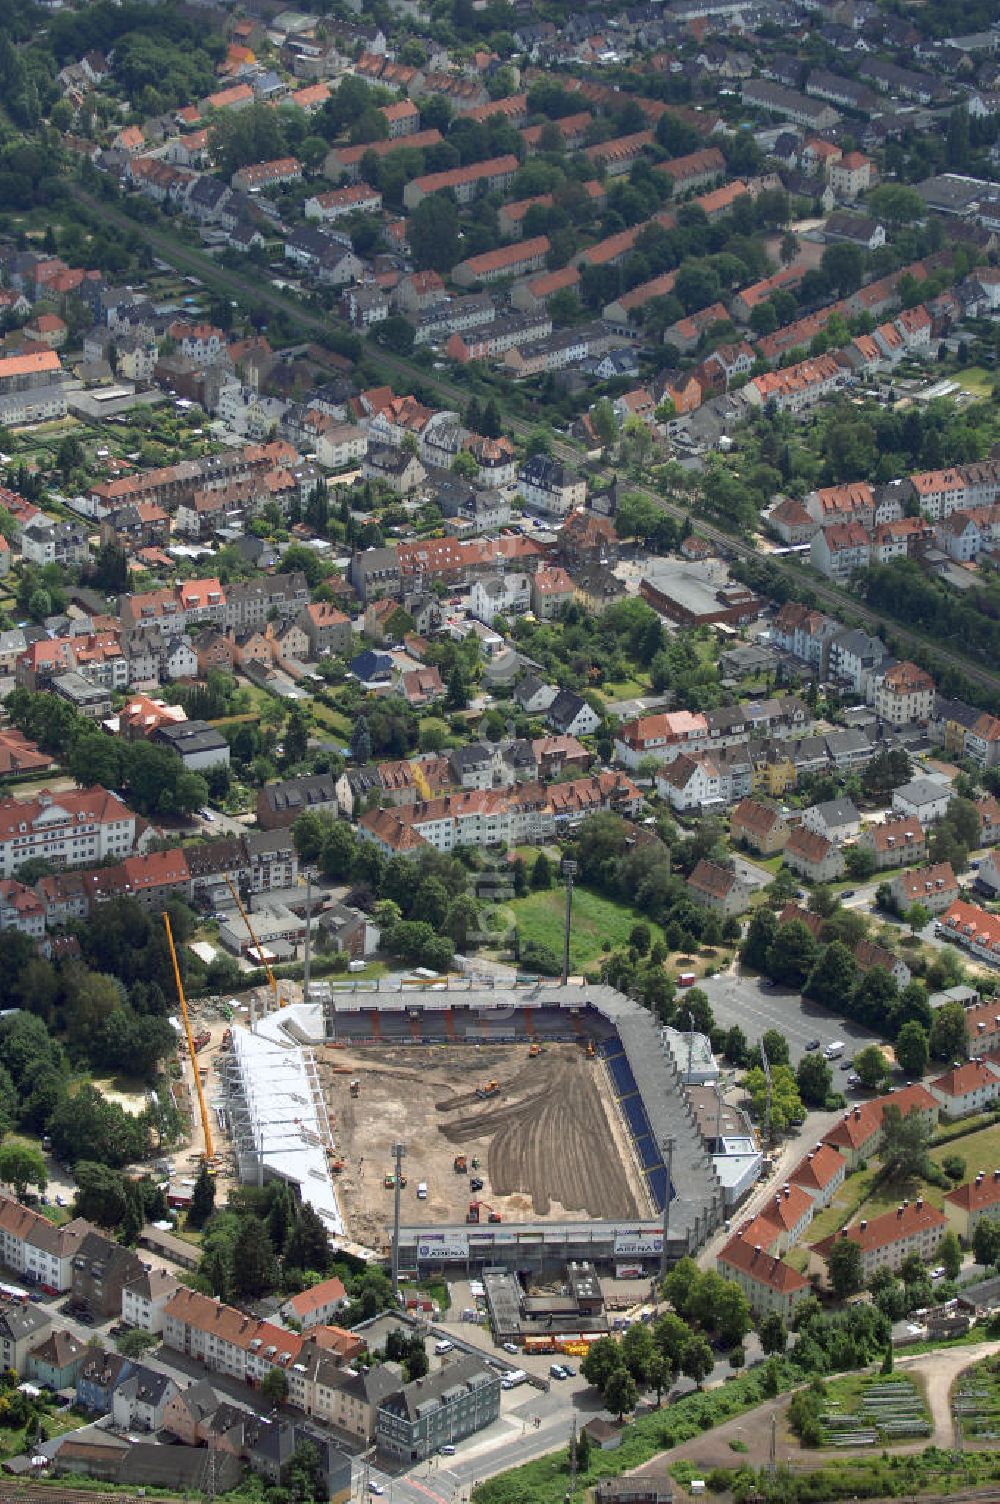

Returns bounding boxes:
[699,970,880,1066]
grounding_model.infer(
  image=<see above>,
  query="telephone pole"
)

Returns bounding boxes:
[561,859,577,986]
[391,1140,406,1297]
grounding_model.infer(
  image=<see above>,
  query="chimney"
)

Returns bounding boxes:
[897,1205,904,1218]
[916,1197,923,1210]
[854,1107,861,1121]
[807,1152,814,1163]
[977,1172,985,1185]
[860,1220,867,1231]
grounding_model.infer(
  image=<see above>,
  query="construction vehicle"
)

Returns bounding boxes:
[476,1080,500,1099]
[586,1040,595,1059]
[470,1175,484,1192]
[413,762,432,802]
[453,1156,468,1174]
[163,913,214,1163]
[349,1080,360,1098]
[193,1031,211,1053]
[471,1157,481,1170]
[329,1158,345,1173]
[528,1043,540,1058]
[225,875,279,1007]
[466,1201,502,1225]
[384,1172,408,1190]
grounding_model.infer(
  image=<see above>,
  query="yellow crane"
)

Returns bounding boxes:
[225,874,279,1007]
[163,911,214,1162]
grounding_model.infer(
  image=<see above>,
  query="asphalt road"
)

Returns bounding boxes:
[699,970,880,1066]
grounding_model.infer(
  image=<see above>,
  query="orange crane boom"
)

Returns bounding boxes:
[163,911,214,1162]
[225,874,278,1004]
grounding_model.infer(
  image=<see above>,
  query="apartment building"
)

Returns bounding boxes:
[0,788,136,880]
[162,1287,304,1386]
[614,710,708,768]
[810,521,871,580]
[811,1198,947,1283]
[873,662,935,727]
[452,237,550,288]
[402,155,518,209]
[945,1170,1000,1244]
[857,815,926,871]
[789,1143,847,1209]
[0,1196,91,1293]
[930,1060,1000,1120]
[716,1235,810,1320]
[889,862,959,916]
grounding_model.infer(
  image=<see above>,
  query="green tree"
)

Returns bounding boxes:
[604,1366,638,1419]
[581,1335,623,1393]
[758,1312,787,1356]
[906,903,931,936]
[880,1104,932,1181]
[680,1334,714,1389]
[589,397,618,453]
[621,1322,656,1387]
[261,1367,289,1407]
[350,715,372,765]
[939,1229,962,1281]
[828,1237,864,1299]
[652,1311,689,1376]
[973,1219,1000,1268]
[715,1282,752,1348]
[188,1161,216,1230]
[805,941,857,1009]
[796,1052,832,1107]
[767,919,818,989]
[930,1002,967,1062]
[760,1029,789,1068]
[531,851,553,890]
[895,1021,929,1077]
[853,1044,891,1090]
[232,1217,277,1300]
[0,1140,47,1202]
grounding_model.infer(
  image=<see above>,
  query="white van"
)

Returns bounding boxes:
[501,1369,528,1390]
[417,1182,428,1200]
[824,1041,845,1059]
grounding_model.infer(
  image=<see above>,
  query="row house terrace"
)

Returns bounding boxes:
[0,1195,91,1293]
[938,899,1000,968]
[162,1287,304,1386]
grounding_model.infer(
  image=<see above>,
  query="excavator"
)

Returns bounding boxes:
[466,1200,502,1225]
[476,1080,500,1099]
[163,913,214,1165]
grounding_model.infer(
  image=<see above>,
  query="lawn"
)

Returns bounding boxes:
[954,365,996,400]
[929,1120,1000,1181]
[309,699,354,741]
[505,886,666,973]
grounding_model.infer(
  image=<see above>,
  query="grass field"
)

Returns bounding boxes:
[955,366,997,399]
[506,886,666,973]
[930,1120,1000,1180]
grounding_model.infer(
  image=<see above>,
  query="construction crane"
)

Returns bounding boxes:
[225,874,279,1007]
[163,911,214,1162]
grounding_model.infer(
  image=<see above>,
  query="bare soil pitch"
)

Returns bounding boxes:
[320,1042,650,1249]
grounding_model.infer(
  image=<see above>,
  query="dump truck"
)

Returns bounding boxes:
[349,1080,360,1098]
[193,1031,211,1052]
[528,1043,540,1058]
[453,1155,467,1173]
[476,1080,500,1099]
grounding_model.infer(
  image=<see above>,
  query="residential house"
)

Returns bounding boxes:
[113,1366,179,1433]
[547,690,600,739]
[299,602,352,659]
[0,1299,51,1375]
[784,827,845,883]
[930,1060,1000,1120]
[71,1233,145,1318]
[121,1268,179,1334]
[889,862,959,917]
[892,778,952,825]
[789,1142,847,1209]
[280,1276,348,1330]
[716,1236,809,1320]
[801,797,861,843]
[730,799,789,855]
[858,815,926,871]
[686,859,750,917]
[27,1329,87,1390]
[944,1170,1000,1244]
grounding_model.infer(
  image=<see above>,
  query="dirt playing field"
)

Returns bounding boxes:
[319,1042,653,1250]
